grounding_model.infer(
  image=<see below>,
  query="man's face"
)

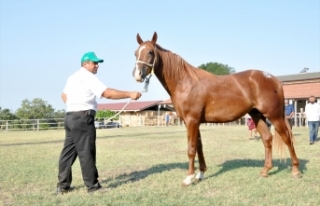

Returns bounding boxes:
[309,97,316,103]
[285,100,288,105]
[83,61,99,74]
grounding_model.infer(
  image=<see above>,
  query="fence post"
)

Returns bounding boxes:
[37,119,39,131]
[6,121,8,131]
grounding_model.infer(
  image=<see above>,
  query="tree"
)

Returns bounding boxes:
[198,62,236,75]
[95,109,117,121]
[53,109,66,118]
[15,98,55,119]
[0,107,18,120]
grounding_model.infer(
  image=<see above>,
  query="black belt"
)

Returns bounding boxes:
[67,110,96,117]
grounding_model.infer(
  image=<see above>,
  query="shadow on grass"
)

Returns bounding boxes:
[101,157,309,189]
[101,162,188,188]
[208,158,309,178]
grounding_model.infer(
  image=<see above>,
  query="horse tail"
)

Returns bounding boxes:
[273,108,294,159]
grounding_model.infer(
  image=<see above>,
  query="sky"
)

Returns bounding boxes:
[0,0,319,112]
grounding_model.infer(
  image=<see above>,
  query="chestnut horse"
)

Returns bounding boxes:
[132,32,301,186]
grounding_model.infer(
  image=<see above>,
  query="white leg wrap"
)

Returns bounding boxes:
[195,171,205,180]
[183,174,195,185]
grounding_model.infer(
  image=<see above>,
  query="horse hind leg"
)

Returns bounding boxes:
[272,119,301,178]
[195,130,207,182]
[251,115,273,177]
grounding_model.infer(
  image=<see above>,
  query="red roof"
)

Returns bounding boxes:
[160,98,172,104]
[98,100,163,111]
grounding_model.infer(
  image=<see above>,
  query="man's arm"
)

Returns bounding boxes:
[102,88,141,100]
[61,93,67,103]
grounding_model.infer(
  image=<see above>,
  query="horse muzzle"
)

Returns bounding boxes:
[132,67,146,83]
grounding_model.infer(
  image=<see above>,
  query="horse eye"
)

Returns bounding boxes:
[148,51,154,55]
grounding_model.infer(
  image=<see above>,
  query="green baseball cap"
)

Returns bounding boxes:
[81,52,104,63]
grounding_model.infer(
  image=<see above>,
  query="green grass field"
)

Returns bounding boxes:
[0,125,319,206]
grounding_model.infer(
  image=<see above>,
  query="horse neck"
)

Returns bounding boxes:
[154,47,197,95]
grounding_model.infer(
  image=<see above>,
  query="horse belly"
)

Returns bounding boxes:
[203,103,247,123]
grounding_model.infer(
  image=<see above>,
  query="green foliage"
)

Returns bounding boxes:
[53,109,66,118]
[0,107,18,120]
[39,123,50,130]
[96,109,117,121]
[15,98,55,119]
[198,62,236,75]
[11,119,34,130]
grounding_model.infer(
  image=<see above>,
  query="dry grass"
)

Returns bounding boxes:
[0,125,319,206]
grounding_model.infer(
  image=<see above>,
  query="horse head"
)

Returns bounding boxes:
[132,32,158,82]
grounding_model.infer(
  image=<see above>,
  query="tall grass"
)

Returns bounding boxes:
[0,126,319,206]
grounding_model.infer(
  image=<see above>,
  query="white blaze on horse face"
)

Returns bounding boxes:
[138,45,146,61]
[134,45,146,81]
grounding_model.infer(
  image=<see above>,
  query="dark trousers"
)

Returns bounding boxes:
[287,118,293,129]
[57,112,100,191]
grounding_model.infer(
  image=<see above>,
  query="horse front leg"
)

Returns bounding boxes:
[195,131,207,182]
[182,121,199,186]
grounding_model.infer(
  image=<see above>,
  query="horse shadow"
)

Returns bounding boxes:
[100,158,309,189]
[101,162,188,188]
[207,158,309,179]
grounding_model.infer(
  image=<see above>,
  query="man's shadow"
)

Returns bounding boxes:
[207,158,308,178]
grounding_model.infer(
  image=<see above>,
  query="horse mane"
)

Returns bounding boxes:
[155,44,211,82]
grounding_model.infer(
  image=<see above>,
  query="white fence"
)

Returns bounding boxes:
[0,113,307,132]
[0,118,65,131]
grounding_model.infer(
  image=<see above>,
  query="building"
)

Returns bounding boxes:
[277,71,320,126]
[97,100,175,126]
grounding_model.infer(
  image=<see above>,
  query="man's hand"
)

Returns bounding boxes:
[61,93,67,103]
[130,92,142,100]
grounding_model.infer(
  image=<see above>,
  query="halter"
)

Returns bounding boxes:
[135,47,157,76]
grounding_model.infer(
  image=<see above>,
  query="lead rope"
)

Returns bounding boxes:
[104,74,152,121]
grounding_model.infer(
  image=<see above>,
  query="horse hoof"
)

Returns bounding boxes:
[181,183,190,187]
[292,173,302,179]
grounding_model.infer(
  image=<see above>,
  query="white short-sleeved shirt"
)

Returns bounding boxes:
[305,103,320,121]
[63,67,107,112]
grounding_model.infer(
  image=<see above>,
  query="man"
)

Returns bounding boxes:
[305,95,320,145]
[284,99,295,129]
[57,51,142,193]
[165,112,170,126]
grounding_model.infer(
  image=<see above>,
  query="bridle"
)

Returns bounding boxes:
[135,46,157,89]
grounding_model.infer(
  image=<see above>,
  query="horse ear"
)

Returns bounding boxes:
[151,32,158,44]
[137,33,143,45]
